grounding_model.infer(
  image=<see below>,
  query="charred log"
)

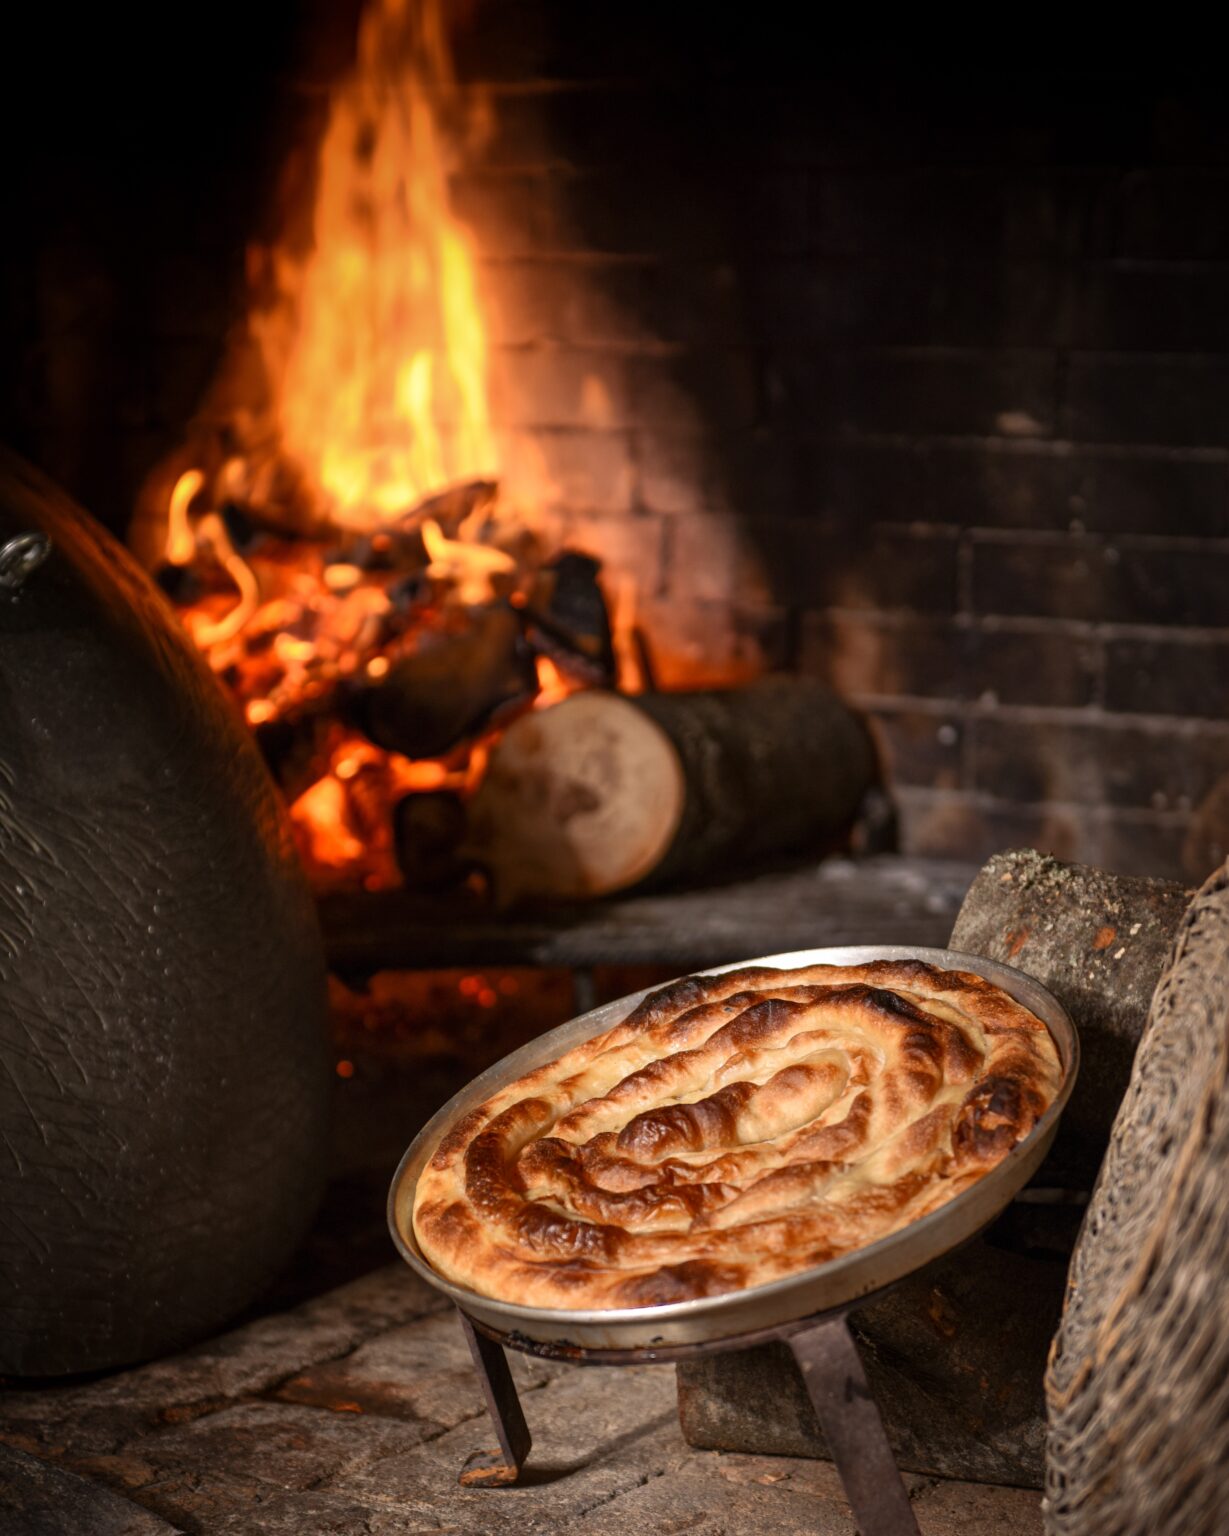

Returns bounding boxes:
[254,707,341,804]
[353,603,538,761]
[521,551,617,688]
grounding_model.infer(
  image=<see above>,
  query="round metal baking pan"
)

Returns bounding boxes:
[388,944,1078,1350]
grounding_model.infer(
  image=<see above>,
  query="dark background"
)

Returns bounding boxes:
[3,7,1227,881]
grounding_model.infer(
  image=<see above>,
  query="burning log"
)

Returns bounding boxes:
[349,548,616,765]
[404,477,500,535]
[463,677,879,902]
[254,706,343,805]
[354,603,537,760]
[521,551,617,689]
[332,479,501,575]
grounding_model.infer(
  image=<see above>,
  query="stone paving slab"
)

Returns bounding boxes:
[911,1477,1044,1534]
[209,1488,445,1534]
[562,1453,865,1535]
[274,1309,560,1427]
[567,1452,1043,1536]
[0,1264,1044,1534]
[123,1399,423,1495]
[0,1442,180,1536]
[326,1363,681,1534]
[0,1266,441,1458]
[70,1461,263,1532]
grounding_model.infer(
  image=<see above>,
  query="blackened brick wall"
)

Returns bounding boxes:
[4,8,1228,883]
[450,19,1229,883]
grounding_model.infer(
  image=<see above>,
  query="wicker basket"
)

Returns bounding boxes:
[1045,860,1229,1534]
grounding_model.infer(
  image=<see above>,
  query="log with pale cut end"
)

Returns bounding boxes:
[463,690,687,902]
[463,677,878,902]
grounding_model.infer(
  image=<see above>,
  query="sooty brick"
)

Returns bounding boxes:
[973,716,1229,811]
[1106,636,1229,720]
[1066,354,1229,447]
[769,349,1056,439]
[971,536,1229,627]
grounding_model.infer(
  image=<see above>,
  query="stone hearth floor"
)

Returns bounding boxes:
[1,1263,1042,1534]
[2,853,1044,1531]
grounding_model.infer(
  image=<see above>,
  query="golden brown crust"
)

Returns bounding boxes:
[413,960,1062,1309]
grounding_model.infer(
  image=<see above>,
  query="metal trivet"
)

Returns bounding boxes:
[453,1294,921,1536]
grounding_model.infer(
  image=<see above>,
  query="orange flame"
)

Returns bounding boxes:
[252,0,496,527]
[421,516,515,603]
[166,468,204,565]
[165,469,262,646]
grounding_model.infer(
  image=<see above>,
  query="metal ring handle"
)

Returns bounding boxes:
[0,532,52,592]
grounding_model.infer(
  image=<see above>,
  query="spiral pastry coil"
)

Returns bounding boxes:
[414,959,1061,1309]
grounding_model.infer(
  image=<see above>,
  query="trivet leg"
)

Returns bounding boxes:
[457,1310,533,1487]
[788,1314,920,1536]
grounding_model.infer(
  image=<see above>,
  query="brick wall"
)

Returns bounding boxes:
[4,7,1228,882]
[448,22,1229,883]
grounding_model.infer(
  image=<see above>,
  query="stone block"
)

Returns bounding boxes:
[677,1241,1065,1488]
[867,707,966,790]
[760,521,960,614]
[971,715,1229,811]
[325,1363,680,1535]
[769,347,1056,439]
[970,533,1229,626]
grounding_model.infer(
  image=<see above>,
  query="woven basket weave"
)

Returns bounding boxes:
[1045,859,1229,1534]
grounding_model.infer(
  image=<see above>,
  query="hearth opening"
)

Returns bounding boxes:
[9,19,1227,907]
[126,0,793,906]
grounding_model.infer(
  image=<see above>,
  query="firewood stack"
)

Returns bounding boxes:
[143,472,880,903]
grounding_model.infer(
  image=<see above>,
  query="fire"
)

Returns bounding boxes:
[533,656,572,710]
[149,0,605,892]
[420,516,515,604]
[165,469,262,646]
[253,0,498,524]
